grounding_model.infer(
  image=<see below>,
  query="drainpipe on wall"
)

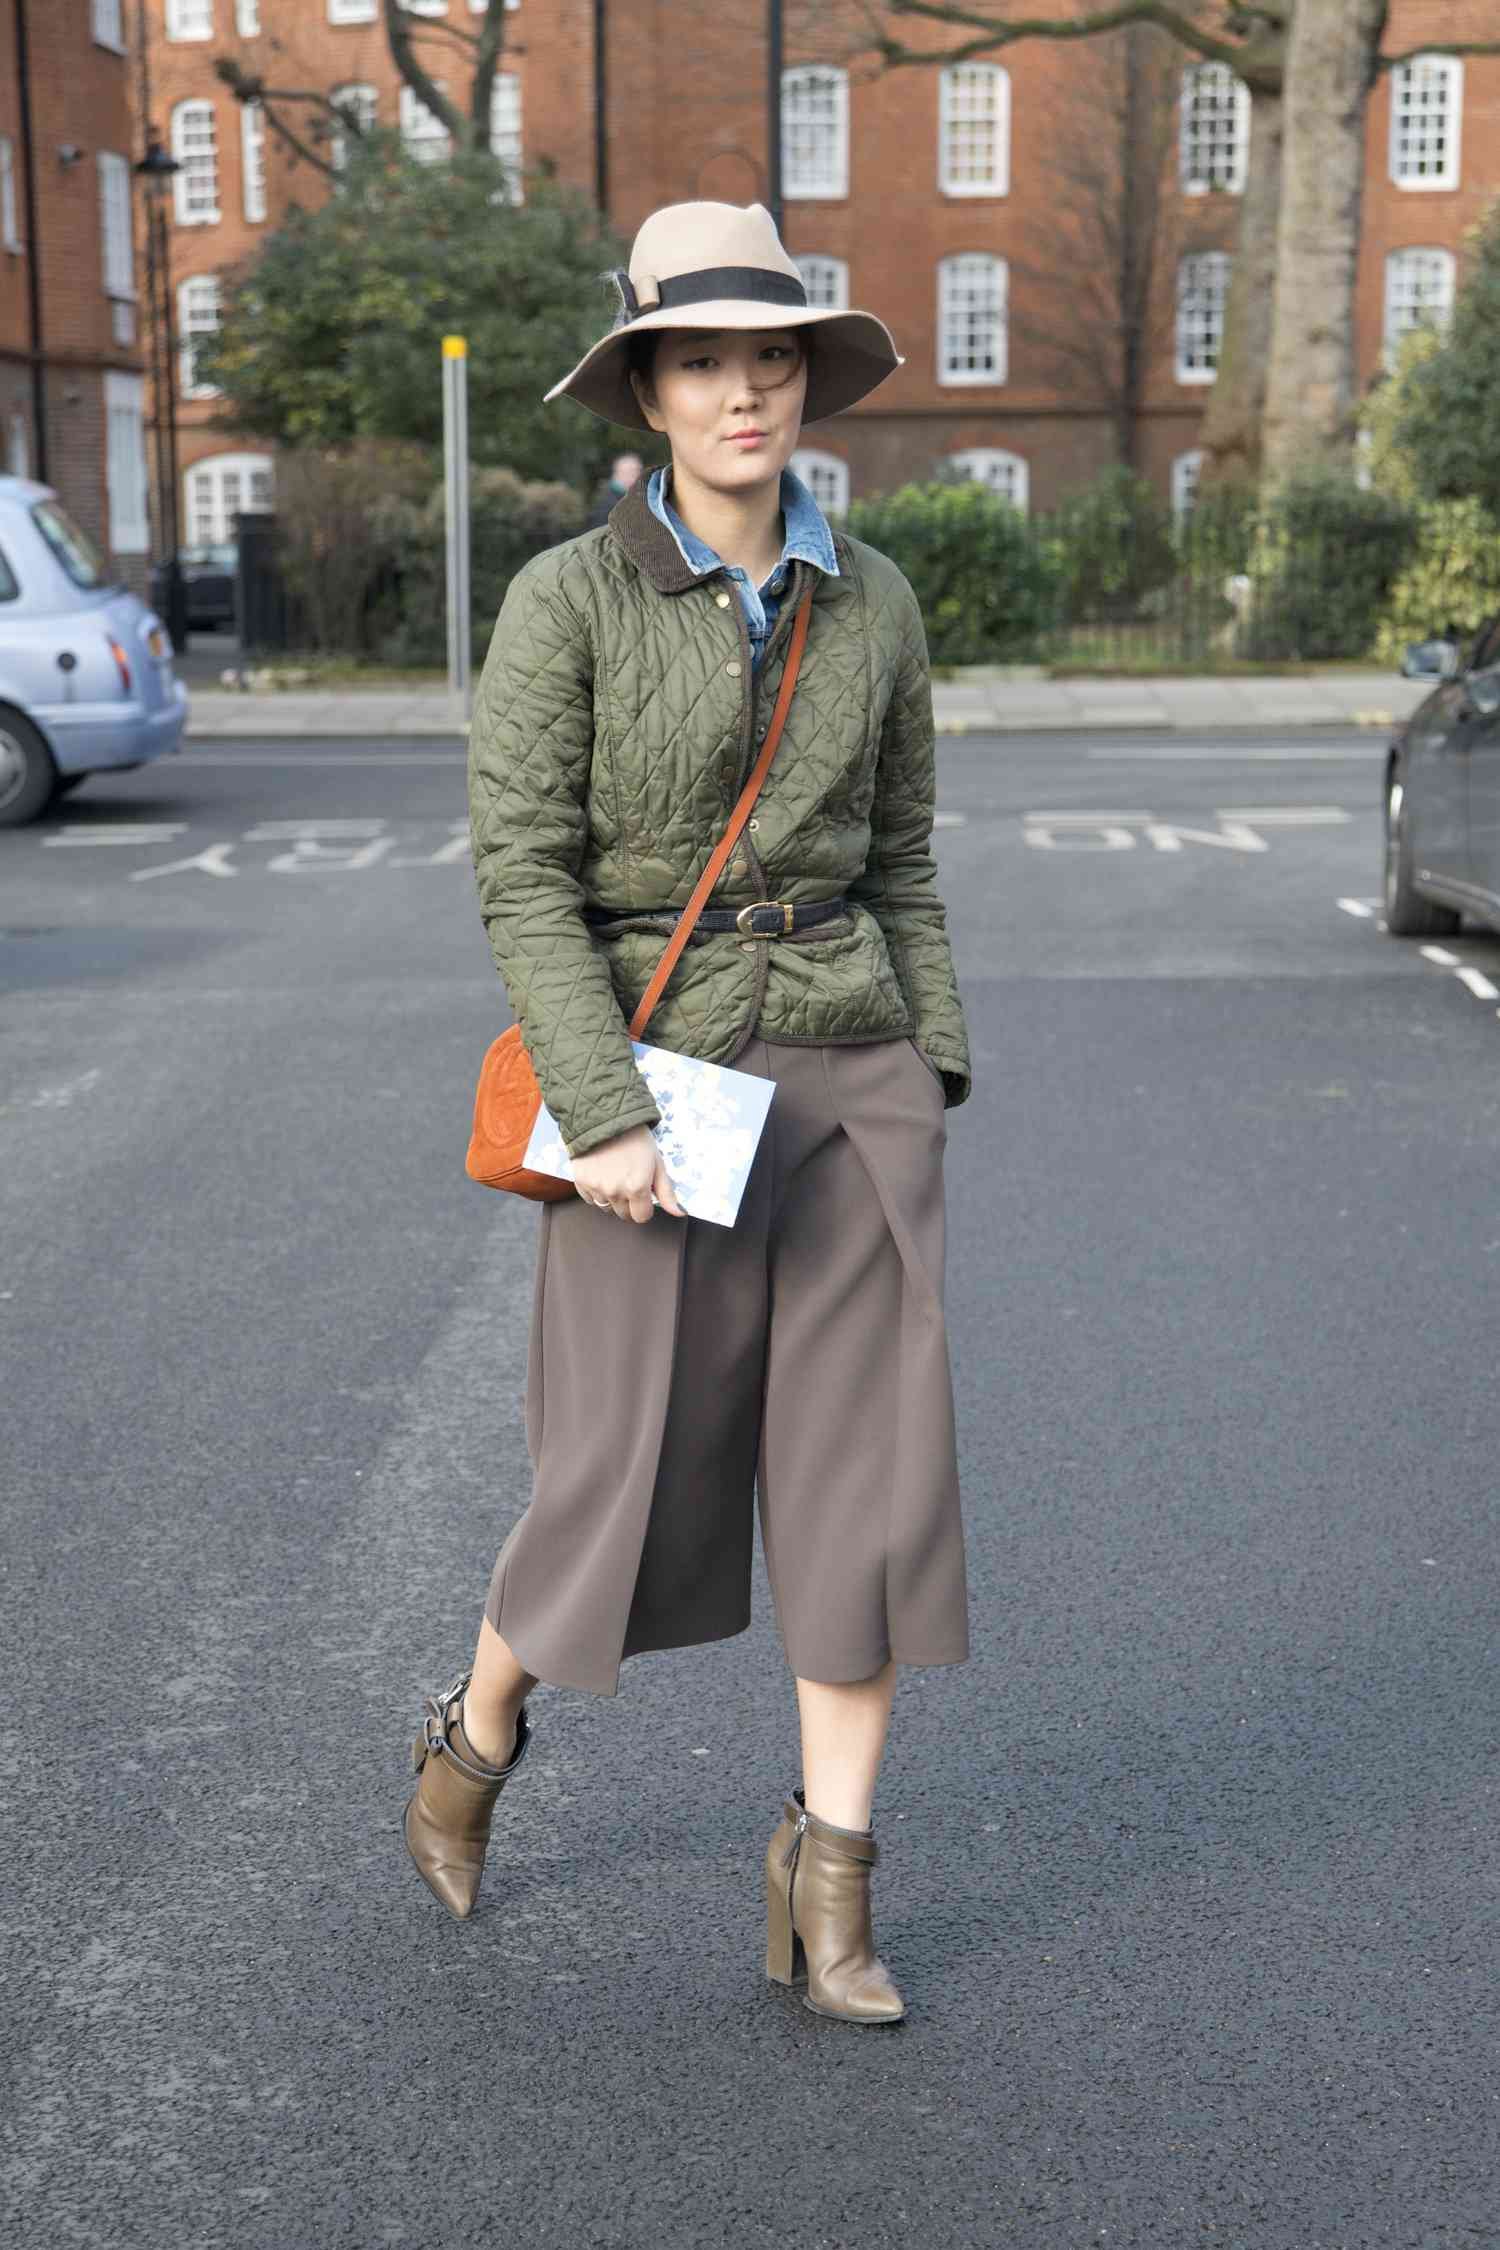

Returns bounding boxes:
[766,0,782,237]
[593,0,608,218]
[14,0,48,483]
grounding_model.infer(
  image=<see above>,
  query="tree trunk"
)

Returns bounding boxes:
[1197,82,1282,491]
[1261,0,1388,483]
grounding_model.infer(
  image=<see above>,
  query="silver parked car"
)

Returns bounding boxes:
[0,475,188,827]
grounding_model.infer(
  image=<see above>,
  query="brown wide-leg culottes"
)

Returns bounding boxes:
[483,1032,970,1696]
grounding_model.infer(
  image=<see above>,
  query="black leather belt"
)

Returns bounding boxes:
[583,896,852,938]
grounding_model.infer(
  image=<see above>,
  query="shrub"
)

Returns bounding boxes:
[1239,469,1420,661]
[1371,496,1500,665]
[375,465,586,667]
[1390,202,1500,518]
[274,440,433,656]
[845,479,1063,664]
[1042,465,1176,619]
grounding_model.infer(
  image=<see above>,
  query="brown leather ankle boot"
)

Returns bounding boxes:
[403,1671,531,1920]
[765,1787,906,2024]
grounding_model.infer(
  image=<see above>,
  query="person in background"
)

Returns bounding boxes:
[586,449,645,529]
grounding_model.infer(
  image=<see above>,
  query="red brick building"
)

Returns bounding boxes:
[140,0,1500,546]
[0,0,149,590]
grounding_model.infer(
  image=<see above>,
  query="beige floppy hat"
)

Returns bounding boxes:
[543,199,903,431]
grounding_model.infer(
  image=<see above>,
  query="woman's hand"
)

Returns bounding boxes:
[572,1124,686,1223]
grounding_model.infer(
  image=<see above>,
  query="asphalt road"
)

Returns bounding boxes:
[4,730,1499,2249]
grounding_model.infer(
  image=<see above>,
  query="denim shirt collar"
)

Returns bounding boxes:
[645,462,840,587]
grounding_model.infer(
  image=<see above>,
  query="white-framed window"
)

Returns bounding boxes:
[1383,246,1456,359]
[1175,251,1229,383]
[1170,449,1203,520]
[469,0,520,8]
[490,73,523,202]
[1179,61,1249,193]
[401,0,448,13]
[791,448,849,517]
[236,0,260,32]
[92,0,127,51]
[171,101,220,225]
[178,275,222,399]
[185,452,275,546]
[241,102,267,222]
[793,254,847,310]
[938,253,1007,385]
[1,138,22,254]
[166,0,214,39]
[329,83,378,169]
[328,0,378,21]
[782,67,849,200]
[938,63,1009,197]
[104,372,150,555]
[947,446,1028,512]
[400,83,451,164]
[1390,55,1462,189]
[97,152,134,300]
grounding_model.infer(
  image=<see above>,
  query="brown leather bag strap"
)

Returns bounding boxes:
[627,584,813,1041]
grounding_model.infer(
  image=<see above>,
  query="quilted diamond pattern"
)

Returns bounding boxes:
[468,526,972,1158]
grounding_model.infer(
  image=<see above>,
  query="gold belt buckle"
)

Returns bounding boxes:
[736,900,795,937]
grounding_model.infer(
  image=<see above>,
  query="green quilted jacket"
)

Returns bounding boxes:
[467,474,972,1160]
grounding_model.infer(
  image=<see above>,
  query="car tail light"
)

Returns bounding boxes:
[106,636,132,694]
[146,625,169,662]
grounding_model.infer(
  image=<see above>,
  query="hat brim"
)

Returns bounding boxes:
[543,303,903,430]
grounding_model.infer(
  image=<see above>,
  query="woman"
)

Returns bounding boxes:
[404,200,974,2026]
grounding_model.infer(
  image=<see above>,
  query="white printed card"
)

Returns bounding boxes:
[523,1039,776,1228]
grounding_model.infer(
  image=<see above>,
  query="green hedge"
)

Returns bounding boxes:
[845,478,1064,665]
[1239,470,1420,662]
[1371,496,1500,666]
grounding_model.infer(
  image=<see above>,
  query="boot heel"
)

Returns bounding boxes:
[765,1876,806,1985]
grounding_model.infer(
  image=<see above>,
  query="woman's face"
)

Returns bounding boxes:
[629,328,807,495]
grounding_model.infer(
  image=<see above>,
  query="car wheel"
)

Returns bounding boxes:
[1383,770,1461,938]
[0,709,59,828]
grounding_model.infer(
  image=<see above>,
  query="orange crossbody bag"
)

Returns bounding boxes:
[465,585,813,1197]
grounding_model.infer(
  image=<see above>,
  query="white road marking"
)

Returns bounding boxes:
[1025,806,1348,852]
[1088,746,1382,762]
[1455,966,1500,1001]
[1214,806,1352,825]
[265,837,396,874]
[1144,821,1267,853]
[243,819,389,841]
[129,842,237,881]
[1419,945,1460,966]
[1337,898,1377,917]
[182,753,466,767]
[22,1068,102,1110]
[42,823,191,847]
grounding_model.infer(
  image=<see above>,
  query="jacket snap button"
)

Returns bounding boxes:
[730,855,747,878]
[737,938,756,952]
[714,590,731,608]
[725,660,741,678]
[747,819,760,832]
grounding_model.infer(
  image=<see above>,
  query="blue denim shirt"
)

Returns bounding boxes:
[646,463,839,671]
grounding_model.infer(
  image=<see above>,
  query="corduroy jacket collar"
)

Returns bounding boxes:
[606,472,705,593]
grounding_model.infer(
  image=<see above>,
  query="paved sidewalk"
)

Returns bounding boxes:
[183,668,1429,740]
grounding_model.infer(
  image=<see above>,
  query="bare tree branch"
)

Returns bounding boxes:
[469,0,512,142]
[213,57,342,178]
[876,0,1275,82]
[383,0,470,144]
[1378,41,1500,71]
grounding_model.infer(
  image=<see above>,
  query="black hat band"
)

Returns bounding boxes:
[611,265,809,325]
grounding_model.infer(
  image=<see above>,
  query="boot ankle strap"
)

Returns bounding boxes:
[417,1673,531,1785]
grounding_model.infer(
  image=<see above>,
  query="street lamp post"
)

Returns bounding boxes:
[134,135,188,652]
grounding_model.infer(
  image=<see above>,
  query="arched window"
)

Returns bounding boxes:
[947,447,1028,512]
[1175,251,1230,383]
[791,448,850,517]
[938,254,1007,385]
[782,67,848,199]
[1170,450,1203,521]
[490,72,523,203]
[1390,54,1463,189]
[1383,246,1456,360]
[328,84,377,170]
[171,100,220,225]
[1179,62,1250,194]
[793,255,848,310]
[939,63,1009,196]
[178,275,221,399]
[185,452,274,548]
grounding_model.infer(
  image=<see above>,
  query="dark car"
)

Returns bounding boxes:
[1383,614,1500,937]
[150,543,237,632]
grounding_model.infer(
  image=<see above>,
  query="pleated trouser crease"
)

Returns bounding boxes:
[483,1033,970,1695]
